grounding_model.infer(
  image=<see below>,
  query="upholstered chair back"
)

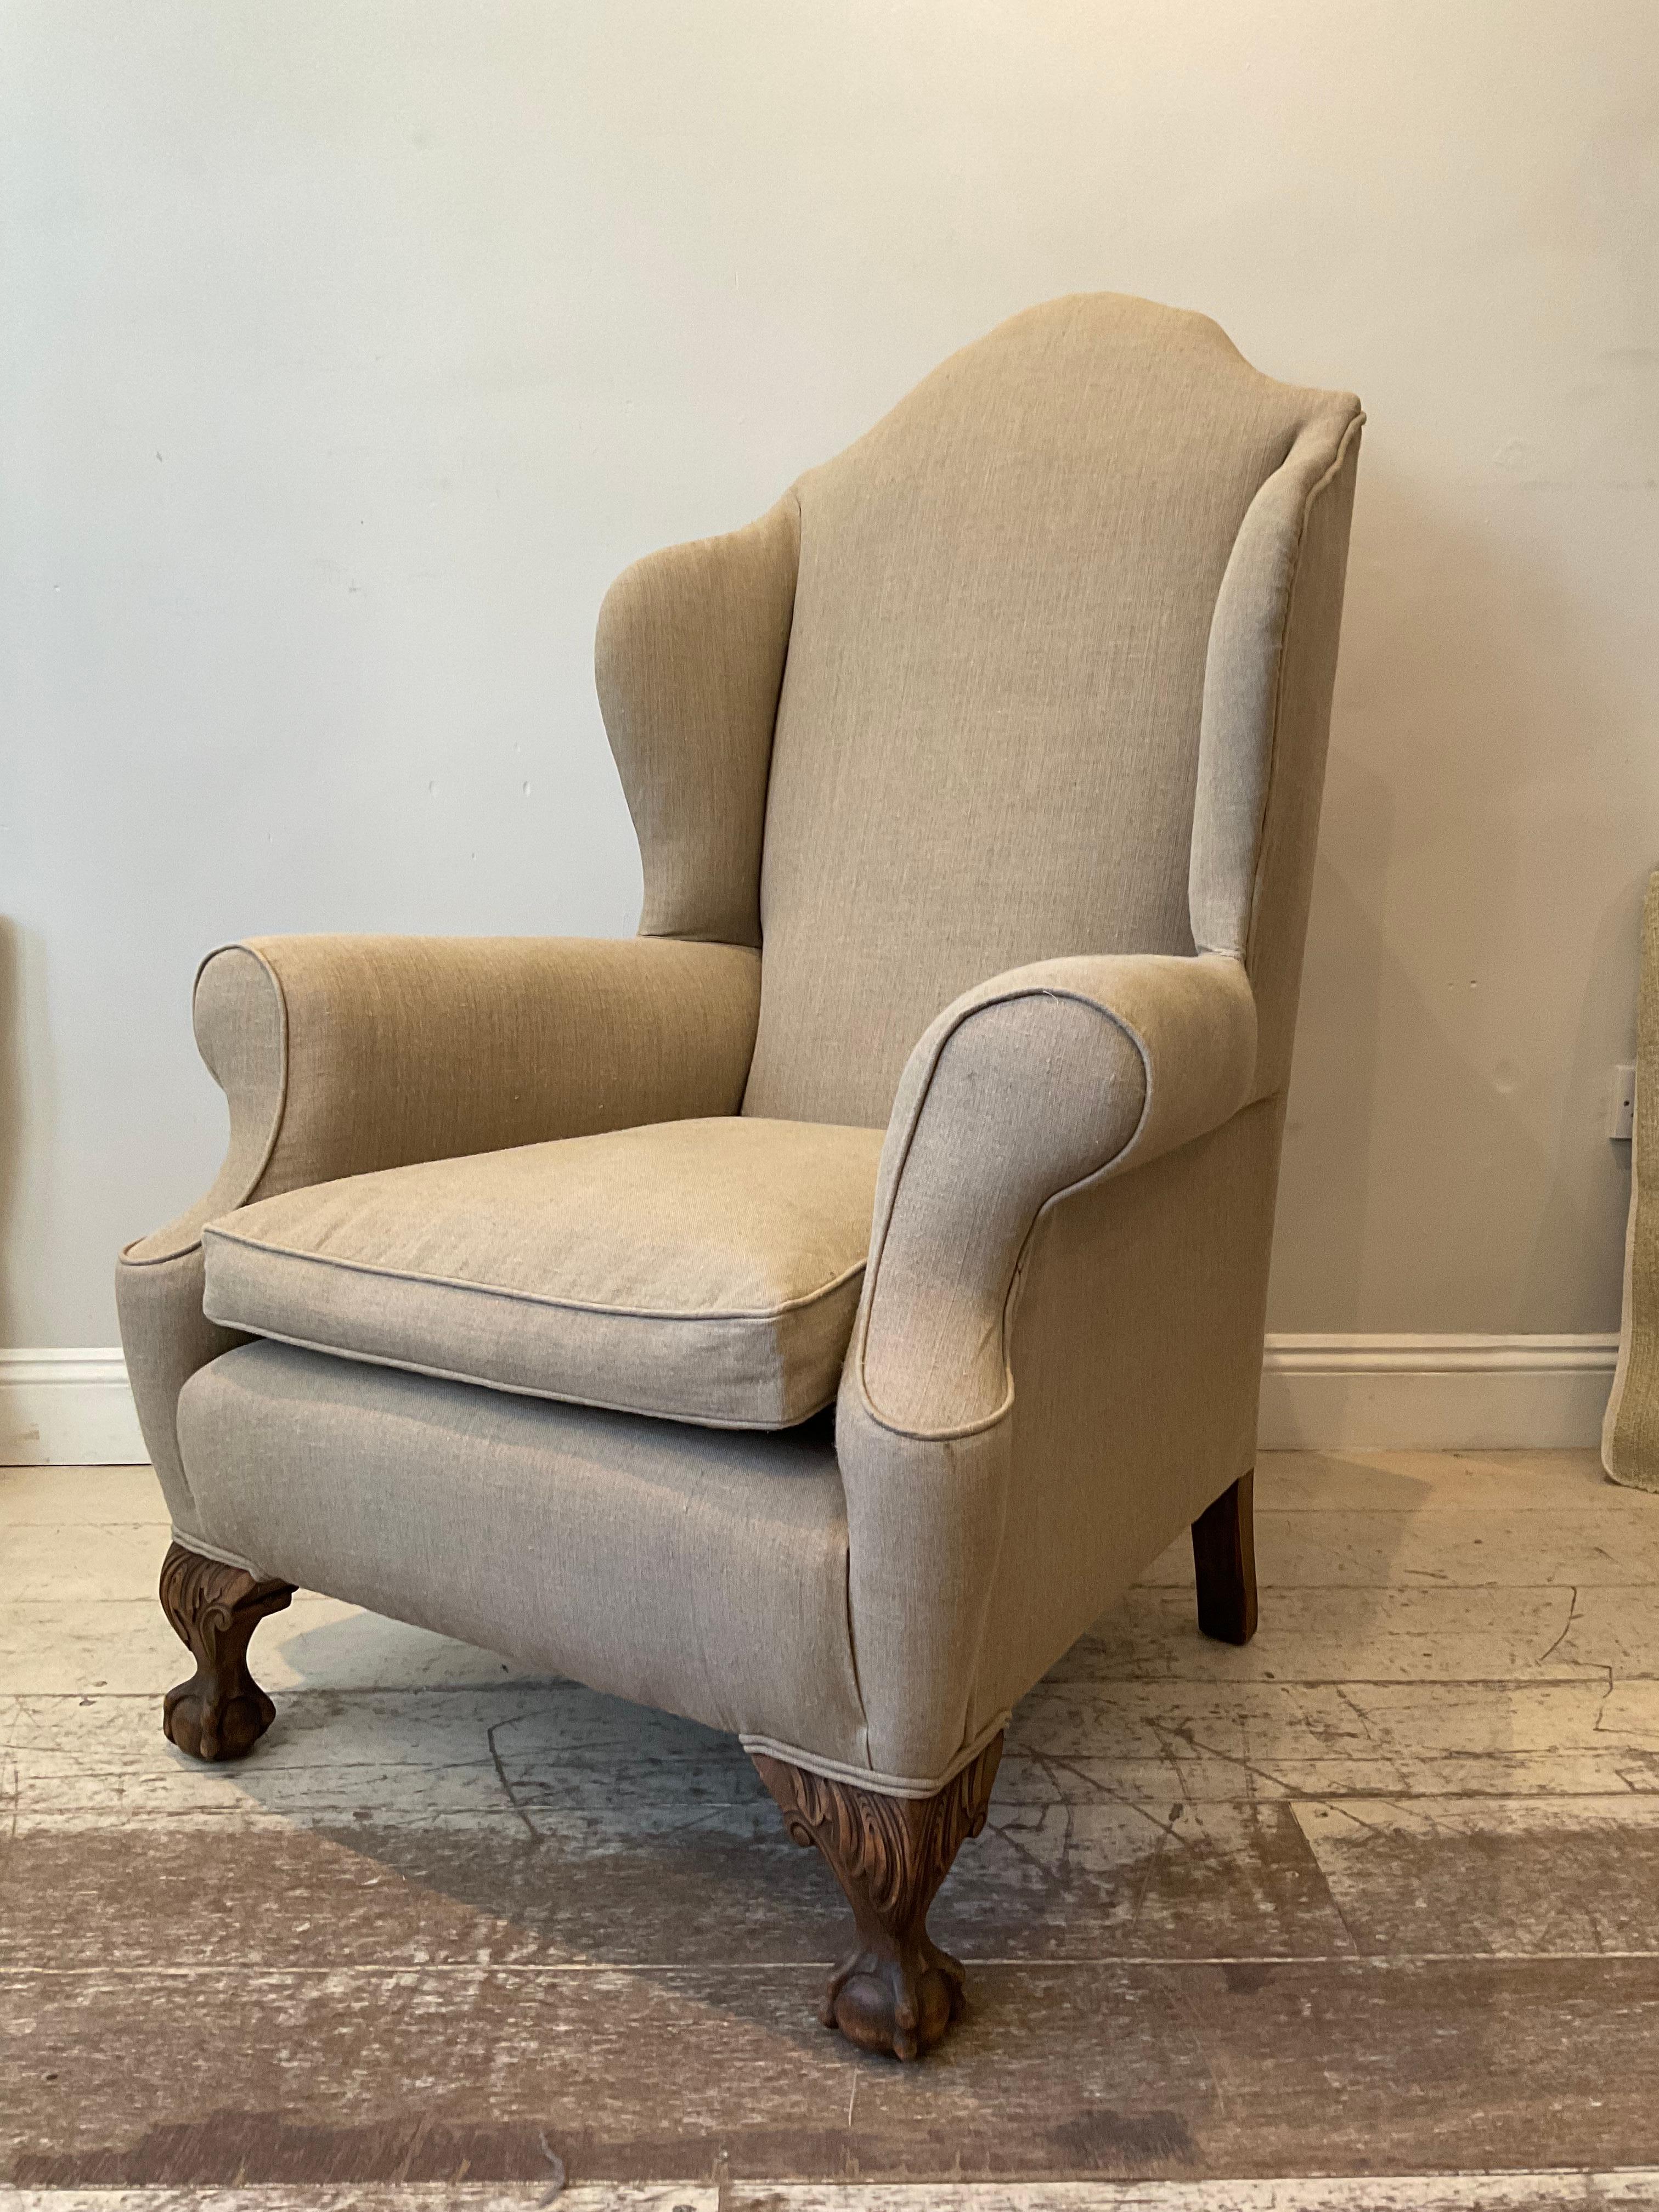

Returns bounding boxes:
[737,294,1357,1128]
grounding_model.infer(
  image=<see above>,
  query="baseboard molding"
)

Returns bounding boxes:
[0,1348,148,1466]
[0,1334,1623,1467]
[1259,1333,1618,1450]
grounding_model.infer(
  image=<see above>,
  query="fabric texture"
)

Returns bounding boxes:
[596,496,799,947]
[1604,870,1659,1489]
[1210,417,1364,1098]
[743,291,1357,1128]
[202,1118,883,1430]
[118,933,761,1525]
[178,1340,867,1758]
[969,1094,1285,1743]
[859,950,1256,1435]
[836,1095,1287,1781]
[112,1244,249,1544]
[1191,416,1363,967]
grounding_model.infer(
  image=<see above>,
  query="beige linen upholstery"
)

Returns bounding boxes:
[597,497,799,947]
[743,292,1356,1129]
[122,291,1363,1802]
[178,1340,864,1754]
[118,934,761,1533]
[860,950,1257,1434]
[832,1096,1288,1783]
[1200,411,1365,1097]
[1604,870,1659,1489]
[201,1118,883,1430]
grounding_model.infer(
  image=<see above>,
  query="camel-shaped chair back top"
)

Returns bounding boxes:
[701,292,1359,1127]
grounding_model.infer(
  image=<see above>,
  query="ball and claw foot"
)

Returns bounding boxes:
[753,1733,1003,2061]
[159,1539,295,1762]
[820,1923,968,2058]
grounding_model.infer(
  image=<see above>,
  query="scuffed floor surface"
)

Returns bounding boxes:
[4,1451,1659,2210]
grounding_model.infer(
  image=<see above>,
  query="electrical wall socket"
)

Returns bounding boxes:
[1611,1063,1637,1142]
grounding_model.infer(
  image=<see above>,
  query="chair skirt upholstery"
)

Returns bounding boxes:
[176,1339,867,1760]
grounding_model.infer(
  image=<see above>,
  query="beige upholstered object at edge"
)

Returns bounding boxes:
[201,1118,884,1430]
[1604,869,1659,1491]
[117,295,1362,2053]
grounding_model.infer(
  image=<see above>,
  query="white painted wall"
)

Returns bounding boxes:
[3,0,1656,1352]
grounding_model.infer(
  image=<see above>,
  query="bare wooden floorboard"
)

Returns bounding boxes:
[0,1462,167,1526]
[0,1800,1360,1970]
[11,1671,1659,1836]
[0,1595,537,1696]
[1064,1581,1658,1682]
[6,1958,1659,2182]
[760,2182,1659,2211]
[8,1448,1659,2191]
[1137,1510,1659,1590]
[4,2180,1659,2211]
[1233,1450,1619,1513]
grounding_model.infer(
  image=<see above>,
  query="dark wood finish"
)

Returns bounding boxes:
[159,1540,296,1762]
[752,1732,1002,2059]
[1191,1468,1258,1644]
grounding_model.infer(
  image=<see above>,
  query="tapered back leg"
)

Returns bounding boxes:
[1192,1470,1259,1645]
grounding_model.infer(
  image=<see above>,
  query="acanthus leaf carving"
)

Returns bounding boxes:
[159,1540,295,1763]
[753,1734,1002,2059]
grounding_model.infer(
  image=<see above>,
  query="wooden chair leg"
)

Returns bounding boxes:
[159,1540,296,1762]
[1192,1469,1259,1645]
[752,1733,1002,2060]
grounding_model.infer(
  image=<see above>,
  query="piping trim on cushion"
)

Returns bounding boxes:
[202,1222,868,1326]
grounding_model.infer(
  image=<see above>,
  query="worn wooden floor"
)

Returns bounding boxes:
[4,1451,1659,2210]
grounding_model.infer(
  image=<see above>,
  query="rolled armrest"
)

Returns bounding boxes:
[116,932,759,1532]
[855,950,1256,1438]
[124,933,761,1266]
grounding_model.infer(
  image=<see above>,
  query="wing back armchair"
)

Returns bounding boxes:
[117,293,1362,2059]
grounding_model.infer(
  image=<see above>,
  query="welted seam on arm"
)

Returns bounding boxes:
[854,984,1156,1443]
[118,941,291,1268]
[1242,408,1365,974]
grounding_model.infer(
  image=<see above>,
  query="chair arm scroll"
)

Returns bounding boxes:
[853,950,1257,1439]
[122,932,761,1267]
[115,932,759,1528]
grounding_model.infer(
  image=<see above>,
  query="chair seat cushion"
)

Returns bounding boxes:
[201,1116,885,1429]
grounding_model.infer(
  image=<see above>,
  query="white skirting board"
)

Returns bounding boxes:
[1,1349,149,1467]
[0,1335,1623,1466]
[1258,1333,1618,1451]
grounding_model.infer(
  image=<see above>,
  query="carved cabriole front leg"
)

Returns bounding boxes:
[752,1733,1002,2060]
[159,1541,296,1761]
